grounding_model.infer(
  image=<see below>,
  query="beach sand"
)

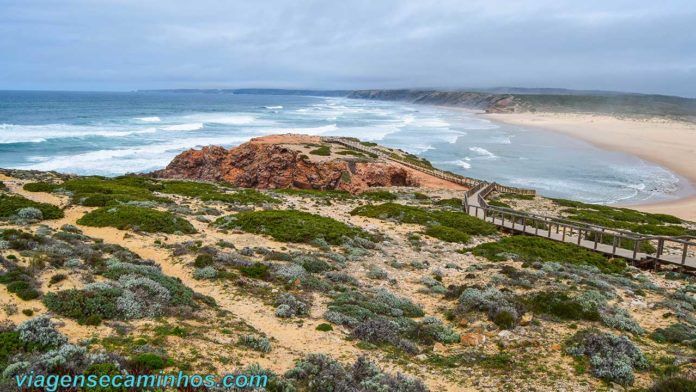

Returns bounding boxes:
[483,112,696,221]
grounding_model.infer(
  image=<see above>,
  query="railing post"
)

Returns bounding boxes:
[577,229,582,245]
[522,217,527,233]
[656,239,664,258]
[547,221,552,238]
[593,231,598,250]
[632,240,639,264]
[562,226,566,241]
[681,243,688,271]
[612,236,618,256]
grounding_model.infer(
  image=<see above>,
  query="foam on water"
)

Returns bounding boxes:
[162,123,204,131]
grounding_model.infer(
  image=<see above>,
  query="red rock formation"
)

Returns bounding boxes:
[151,140,419,193]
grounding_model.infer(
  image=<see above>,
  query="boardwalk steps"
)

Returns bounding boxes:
[324,136,696,271]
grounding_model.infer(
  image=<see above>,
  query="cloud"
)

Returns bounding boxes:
[1,0,695,96]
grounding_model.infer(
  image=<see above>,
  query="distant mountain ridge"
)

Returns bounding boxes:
[139,88,696,120]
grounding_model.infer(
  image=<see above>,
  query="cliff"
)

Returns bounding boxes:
[149,135,419,193]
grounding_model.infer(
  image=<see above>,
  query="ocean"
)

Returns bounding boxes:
[0,90,690,205]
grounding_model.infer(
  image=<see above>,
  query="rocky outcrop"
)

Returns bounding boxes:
[150,140,419,193]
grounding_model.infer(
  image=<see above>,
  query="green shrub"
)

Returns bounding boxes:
[161,180,278,204]
[650,323,696,346]
[273,188,352,199]
[469,236,625,274]
[527,291,600,321]
[215,210,370,245]
[33,176,169,206]
[361,191,397,201]
[435,198,462,208]
[424,225,470,243]
[22,309,34,316]
[23,182,59,193]
[49,273,67,285]
[0,194,64,220]
[77,205,196,234]
[193,254,214,268]
[132,353,166,370]
[43,288,122,324]
[239,263,270,280]
[649,378,696,392]
[351,203,496,236]
[316,323,333,332]
[309,145,331,156]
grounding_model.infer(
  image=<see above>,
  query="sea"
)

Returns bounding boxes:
[0,90,691,205]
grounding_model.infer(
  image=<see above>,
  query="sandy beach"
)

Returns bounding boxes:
[483,112,696,221]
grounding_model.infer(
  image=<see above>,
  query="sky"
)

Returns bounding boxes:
[1,0,695,97]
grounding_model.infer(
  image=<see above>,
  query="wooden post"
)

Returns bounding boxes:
[547,222,552,238]
[632,240,639,263]
[612,236,618,256]
[562,226,566,241]
[593,232,598,250]
[656,239,664,258]
[522,217,527,233]
[681,243,688,271]
[501,213,505,227]
[534,220,539,235]
[577,229,582,245]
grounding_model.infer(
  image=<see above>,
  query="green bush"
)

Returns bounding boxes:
[0,194,64,220]
[526,291,600,321]
[132,353,166,370]
[650,323,696,346]
[309,145,331,156]
[424,225,470,244]
[273,188,352,199]
[238,263,270,279]
[552,198,690,235]
[469,236,625,274]
[43,288,122,324]
[193,254,214,268]
[23,182,59,192]
[28,176,169,206]
[361,191,397,201]
[316,323,333,332]
[161,180,278,204]
[351,202,496,236]
[435,198,462,208]
[649,378,696,392]
[77,205,196,234]
[215,210,370,245]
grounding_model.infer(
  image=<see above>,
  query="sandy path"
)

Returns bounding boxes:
[483,112,696,221]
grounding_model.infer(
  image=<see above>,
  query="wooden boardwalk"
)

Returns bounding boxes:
[323,136,696,271]
[466,182,696,270]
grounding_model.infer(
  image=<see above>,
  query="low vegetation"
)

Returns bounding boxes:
[467,235,626,273]
[0,194,64,220]
[351,202,497,244]
[214,209,371,245]
[77,205,197,234]
[552,198,695,236]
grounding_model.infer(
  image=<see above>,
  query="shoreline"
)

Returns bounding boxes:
[481,111,696,221]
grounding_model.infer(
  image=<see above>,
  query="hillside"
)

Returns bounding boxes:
[1,137,695,391]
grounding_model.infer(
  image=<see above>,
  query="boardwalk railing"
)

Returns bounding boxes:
[323,136,695,270]
[467,182,696,270]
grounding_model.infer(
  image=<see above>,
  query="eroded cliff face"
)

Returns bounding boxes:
[150,140,418,193]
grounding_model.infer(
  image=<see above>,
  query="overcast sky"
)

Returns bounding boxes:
[1,0,695,96]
